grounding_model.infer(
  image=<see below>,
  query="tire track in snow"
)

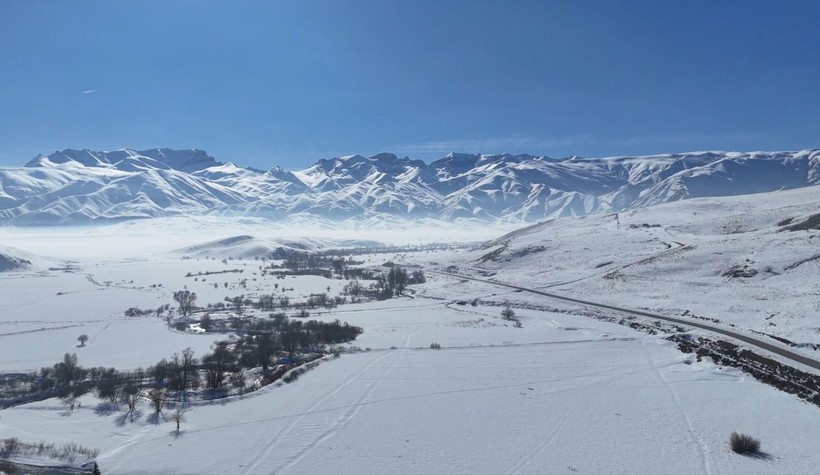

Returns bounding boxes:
[135,348,652,445]
[503,404,574,475]
[316,301,442,316]
[642,339,714,475]
[275,349,403,472]
[401,325,422,348]
[0,324,84,337]
[239,349,397,475]
[98,424,155,462]
[502,356,634,475]
[277,347,635,473]
[89,321,112,344]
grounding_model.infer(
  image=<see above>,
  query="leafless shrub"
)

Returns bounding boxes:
[730,432,761,454]
[3,437,20,453]
[1,437,98,461]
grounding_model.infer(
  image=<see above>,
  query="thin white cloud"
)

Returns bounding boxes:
[82,89,99,94]
[393,132,776,160]
[392,135,596,158]
[593,132,777,158]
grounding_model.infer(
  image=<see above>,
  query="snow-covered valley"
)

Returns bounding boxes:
[4,0,820,470]
[0,181,818,474]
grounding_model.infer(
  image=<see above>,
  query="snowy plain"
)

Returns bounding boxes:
[0,185,818,473]
[2,292,819,474]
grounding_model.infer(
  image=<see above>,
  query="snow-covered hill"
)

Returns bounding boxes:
[425,184,820,350]
[0,243,42,272]
[1,148,818,224]
[0,248,31,272]
[175,235,383,259]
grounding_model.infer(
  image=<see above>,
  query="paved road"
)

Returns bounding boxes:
[431,270,820,372]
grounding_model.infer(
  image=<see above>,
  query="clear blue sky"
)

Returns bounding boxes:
[1,0,818,169]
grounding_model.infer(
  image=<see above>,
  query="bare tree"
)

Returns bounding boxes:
[171,408,186,436]
[230,371,246,394]
[173,290,197,317]
[343,280,362,302]
[386,266,408,296]
[331,258,346,276]
[501,302,521,328]
[254,332,277,370]
[55,353,82,385]
[200,314,213,331]
[61,394,78,413]
[170,348,198,401]
[77,334,89,347]
[314,292,330,309]
[231,296,243,314]
[182,347,196,380]
[411,270,426,283]
[202,342,234,392]
[148,388,166,419]
[96,368,121,404]
[150,358,170,384]
[120,384,140,422]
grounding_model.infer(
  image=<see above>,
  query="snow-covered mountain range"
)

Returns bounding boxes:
[1,148,818,225]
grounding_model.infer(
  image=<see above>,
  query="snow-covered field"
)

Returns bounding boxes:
[1,185,819,473]
[2,293,818,474]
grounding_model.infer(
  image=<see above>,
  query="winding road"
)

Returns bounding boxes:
[430,270,820,372]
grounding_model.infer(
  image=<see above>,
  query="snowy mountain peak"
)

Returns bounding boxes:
[137,148,221,173]
[24,148,221,174]
[25,149,107,168]
[2,148,819,225]
[430,153,482,176]
[265,166,306,186]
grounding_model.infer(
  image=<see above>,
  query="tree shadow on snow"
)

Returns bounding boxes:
[146,412,166,425]
[741,450,773,461]
[114,409,143,427]
[93,401,119,416]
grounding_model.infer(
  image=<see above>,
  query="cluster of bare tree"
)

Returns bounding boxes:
[173,290,197,317]
[339,267,427,302]
[282,253,361,274]
[249,292,338,313]
[274,253,386,281]
[11,313,363,418]
[235,317,362,368]
[501,302,522,328]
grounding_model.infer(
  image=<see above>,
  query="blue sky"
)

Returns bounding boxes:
[1,1,818,169]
